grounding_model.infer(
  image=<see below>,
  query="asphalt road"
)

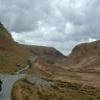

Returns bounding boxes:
[0,74,24,100]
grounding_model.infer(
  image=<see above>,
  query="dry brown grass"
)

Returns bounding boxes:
[11,78,100,100]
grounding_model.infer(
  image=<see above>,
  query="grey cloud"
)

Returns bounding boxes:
[0,0,52,32]
[0,0,100,55]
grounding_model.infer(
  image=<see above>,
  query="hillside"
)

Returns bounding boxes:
[12,77,100,100]
[11,39,100,100]
[64,40,100,72]
[1,21,100,89]
[24,45,65,64]
[0,22,65,74]
[53,40,100,88]
[0,22,31,73]
[1,21,100,100]
[24,40,100,88]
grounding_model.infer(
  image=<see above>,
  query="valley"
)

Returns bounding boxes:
[0,22,100,100]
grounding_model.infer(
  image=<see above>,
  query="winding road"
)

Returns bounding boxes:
[0,74,24,100]
[0,64,31,100]
[0,74,51,100]
[0,57,38,100]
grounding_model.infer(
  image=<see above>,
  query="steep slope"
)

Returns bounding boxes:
[0,22,65,74]
[24,45,65,64]
[52,40,100,88]
[0,22,31,73]
[65,40,100,72]
[19,44,66,76]
[69,40,100,63]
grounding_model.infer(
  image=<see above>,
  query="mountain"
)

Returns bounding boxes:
[1,21,100,99]
[25,40,100,85]
[52,40,100,89]
[0,22,31,73]
[11,40,100,100]
[64,40,100,72]
[0,22,65,74]
[1,21,100,88]
[24,45,65,64]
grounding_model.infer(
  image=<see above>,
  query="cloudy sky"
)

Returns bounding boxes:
[0,0,100,55]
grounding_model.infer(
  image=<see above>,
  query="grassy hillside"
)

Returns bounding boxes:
[0,22,32,73]
[23,45,65,64]
[12,77,100,100]
[63,40,100,72]
[0,22,65,74]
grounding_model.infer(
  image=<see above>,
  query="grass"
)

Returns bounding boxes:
[12,77,100,100]
[0,48,31,73]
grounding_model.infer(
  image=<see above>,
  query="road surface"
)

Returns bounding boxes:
[0,57,37,100]
[0,74,51,100]
[0,74,24,100]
